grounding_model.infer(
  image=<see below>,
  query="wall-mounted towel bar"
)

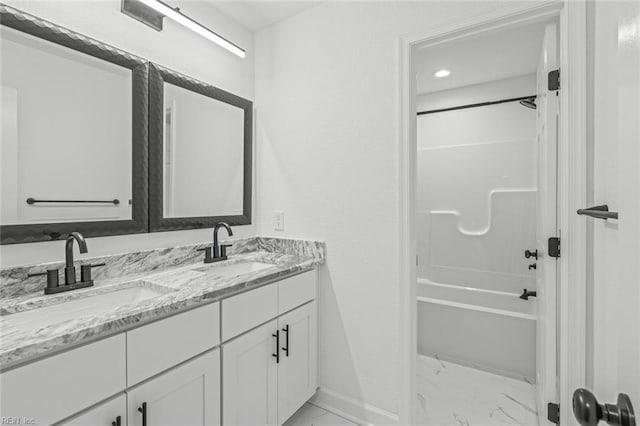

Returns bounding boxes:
[577,204,618,220]
[26,198,120,205]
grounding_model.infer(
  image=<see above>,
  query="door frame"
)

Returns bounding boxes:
[397,1,588,424]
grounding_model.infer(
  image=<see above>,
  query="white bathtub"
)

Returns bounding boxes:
[417,278,536,381]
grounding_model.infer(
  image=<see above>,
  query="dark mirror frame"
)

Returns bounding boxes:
[0,5,149,244]
[148,63,253,232]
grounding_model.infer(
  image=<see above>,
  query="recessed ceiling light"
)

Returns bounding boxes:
[434,69,451,78]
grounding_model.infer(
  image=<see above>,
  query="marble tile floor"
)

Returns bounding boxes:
[284,355,537,426]
[417,355,538,426]
[284,403,358,426]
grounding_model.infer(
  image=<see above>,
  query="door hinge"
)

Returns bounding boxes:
[547,402,560,424]
[548,237,560,258]
[548,69,560,91]
[548,402,560,424]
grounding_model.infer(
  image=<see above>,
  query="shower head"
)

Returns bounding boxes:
[519,96,537,110]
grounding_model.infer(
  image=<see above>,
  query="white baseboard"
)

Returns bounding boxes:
[309,387,400,426]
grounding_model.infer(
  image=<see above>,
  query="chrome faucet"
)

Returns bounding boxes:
[202,222,234,263]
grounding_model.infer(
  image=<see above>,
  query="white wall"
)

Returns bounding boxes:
[0,0,255,267]
[254,1,538,421]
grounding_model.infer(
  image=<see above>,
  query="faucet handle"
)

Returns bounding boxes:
[220,244,232,258]
[46,269,60,289]
[199,247,214,263]
[29,268,61,292]
[78,262,104,284]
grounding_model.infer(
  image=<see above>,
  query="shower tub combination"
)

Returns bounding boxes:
[415,188,538,382]
[417,277,536,381]
[415,95,540,380]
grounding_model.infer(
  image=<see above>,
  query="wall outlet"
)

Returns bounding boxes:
[273,210,285,231]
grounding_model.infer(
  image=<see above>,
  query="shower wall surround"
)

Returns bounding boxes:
[417,140,536,291]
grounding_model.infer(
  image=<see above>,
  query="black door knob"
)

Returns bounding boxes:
[529,263,537,270]
[525,249,539,259]
[573,388,636,426]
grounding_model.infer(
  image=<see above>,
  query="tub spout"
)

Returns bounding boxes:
[520,289,537,300]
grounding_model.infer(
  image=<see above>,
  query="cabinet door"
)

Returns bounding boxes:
[61,394,126,426]
[127,349,220,426]
[223,319,278,426]
[277,302,318,425]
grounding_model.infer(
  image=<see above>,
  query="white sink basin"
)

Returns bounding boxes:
[4,282,172,333]
[194,261,275,278]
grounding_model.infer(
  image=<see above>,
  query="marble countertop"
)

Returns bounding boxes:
[0,237,325,370]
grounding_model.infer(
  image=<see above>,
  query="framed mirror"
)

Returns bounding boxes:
[0,5,149,244]
[148,63,252,232]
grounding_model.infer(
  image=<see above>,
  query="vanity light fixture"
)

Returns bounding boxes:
[434,69,451,78]
[121,0,245,58]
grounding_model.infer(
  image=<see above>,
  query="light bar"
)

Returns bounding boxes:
[136,0,245,58]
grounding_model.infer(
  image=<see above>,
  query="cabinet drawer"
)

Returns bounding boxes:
[0,334,126,426]
[60,393,126,425]
[278,270,316,314]
[222,283,278,341]
[127,303,220,386]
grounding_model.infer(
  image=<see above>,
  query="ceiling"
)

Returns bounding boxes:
[206,1,323,32]
[416,21,550,95]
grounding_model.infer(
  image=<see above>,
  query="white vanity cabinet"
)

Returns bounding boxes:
[222,270,318,426]
[127,349,221,426]
[1,268,318,426]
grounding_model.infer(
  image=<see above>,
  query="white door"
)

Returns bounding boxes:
[127,349,221,426]
[536,22,560,425]
[277,302,318,425]
[61,394,126,426]
[575,1,640,424]
[223,319,278,426]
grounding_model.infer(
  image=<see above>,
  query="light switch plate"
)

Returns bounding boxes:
[273,210,285,231]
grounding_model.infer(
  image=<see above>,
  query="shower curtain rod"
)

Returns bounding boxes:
[417,95,536,116]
